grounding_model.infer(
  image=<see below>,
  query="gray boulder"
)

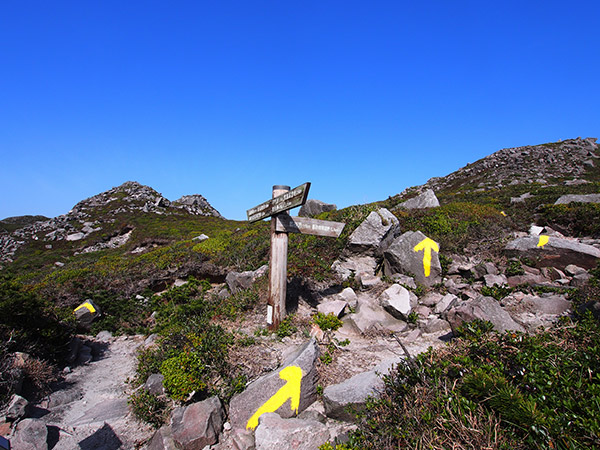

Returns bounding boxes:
[348,208,400,252]
[229,339,319,431]
[145,373,166,396]
[226,265,268,294]
[331,255,377,281]
[254,413,330,450]
[323,359,399,422]
[6,394,28,421]
[522,294,571,315]
[298,199,337,217]
[317,300,347,318]
[11,418,48,450]
[484,274,508,287]
[396,189,440,209]
[379,284,411,320]
[384,231,442,287]
[446,296,525,334]
[505,236,600,270]
[554,193,600,204]
[349,294,407,334]
[73,300,101,329]
[147,425,178,450]
[171,396,224,450]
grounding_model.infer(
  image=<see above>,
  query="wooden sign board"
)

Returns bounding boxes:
[247,182,311,222]
[275,215,345,238]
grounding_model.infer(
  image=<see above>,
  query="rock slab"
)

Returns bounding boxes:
[171,396,224,450]
[254,413,330,450]
[384,231,442,286]
[228,339,319,431]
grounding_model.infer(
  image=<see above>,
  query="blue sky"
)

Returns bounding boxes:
[1,1,598,221]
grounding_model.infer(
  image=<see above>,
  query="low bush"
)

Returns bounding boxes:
[331,317,600,449]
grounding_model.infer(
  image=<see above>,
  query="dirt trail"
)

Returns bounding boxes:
[36,335,153,449]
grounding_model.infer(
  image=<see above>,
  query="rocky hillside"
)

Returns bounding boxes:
[424,137,598,193]
[2,138,600,449]
[0,181,222,265]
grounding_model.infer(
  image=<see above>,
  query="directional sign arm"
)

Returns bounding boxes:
[275,216,345,237]
[247,183,311,222]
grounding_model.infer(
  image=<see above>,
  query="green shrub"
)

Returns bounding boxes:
[161,351,208,401]
[276,315,297,339]
[313,312,343,331]
[129,389,170,428]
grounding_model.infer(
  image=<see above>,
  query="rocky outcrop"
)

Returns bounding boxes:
[395,189,440,210]
[554,193,600,205]
[0,181,222,264]
[445,296,526,334]
[423,137,598,192]
[384,231,442,287]
[298,199,337,217]
[504,236,600,270]
[348,208,400,253]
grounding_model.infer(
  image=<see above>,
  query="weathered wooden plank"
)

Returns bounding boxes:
[275,216,345,238]
[247,182,311,222]
[268,186,290,329]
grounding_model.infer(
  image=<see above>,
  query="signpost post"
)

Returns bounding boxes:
[247,183,345,329]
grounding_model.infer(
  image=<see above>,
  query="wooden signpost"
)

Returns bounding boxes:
[247,183,345,329]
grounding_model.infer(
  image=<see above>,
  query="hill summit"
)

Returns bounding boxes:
[425,137,598,193]
[0,181,222,264]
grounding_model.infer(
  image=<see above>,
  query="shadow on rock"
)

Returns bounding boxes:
[78,423,122,450]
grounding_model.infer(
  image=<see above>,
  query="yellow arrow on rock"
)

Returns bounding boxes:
[74,302,96,314]
[246,365,303,430]
[537,235,549,248]
[413,238,440,277]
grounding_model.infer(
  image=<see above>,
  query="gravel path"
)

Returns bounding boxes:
[36,335,154,449]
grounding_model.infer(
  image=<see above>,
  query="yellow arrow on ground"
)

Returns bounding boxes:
[246,365,303,430]
[413,238,440,277]
[537,235,549,248]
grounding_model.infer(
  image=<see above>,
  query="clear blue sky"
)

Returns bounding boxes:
[1,1,598,221]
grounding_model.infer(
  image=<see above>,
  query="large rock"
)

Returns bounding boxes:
[504,236,600,270]
[323,359,399,422]
[298,199,337,217]
[6,394,28,421]
[226,265,268,294]
[554,193,600,205]
[73,299,101,329]
[446,296,526,334]
[397,189,440,210]
[171,396,224,450]
[331,255,377,280]
[383,231,442,287]
[229,339,319,431]
[11,418,48,450]
[254,413,330,450]
[521,294,571,315]
[348,208,400,252]
[147,425,178,450]
[379,284,411,320]
[349,294,406,334]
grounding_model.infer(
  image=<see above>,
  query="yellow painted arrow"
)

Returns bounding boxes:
[246,365,303,430]
[413,238,440,277]
[74,302,96,314]
[537,235,549,248]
